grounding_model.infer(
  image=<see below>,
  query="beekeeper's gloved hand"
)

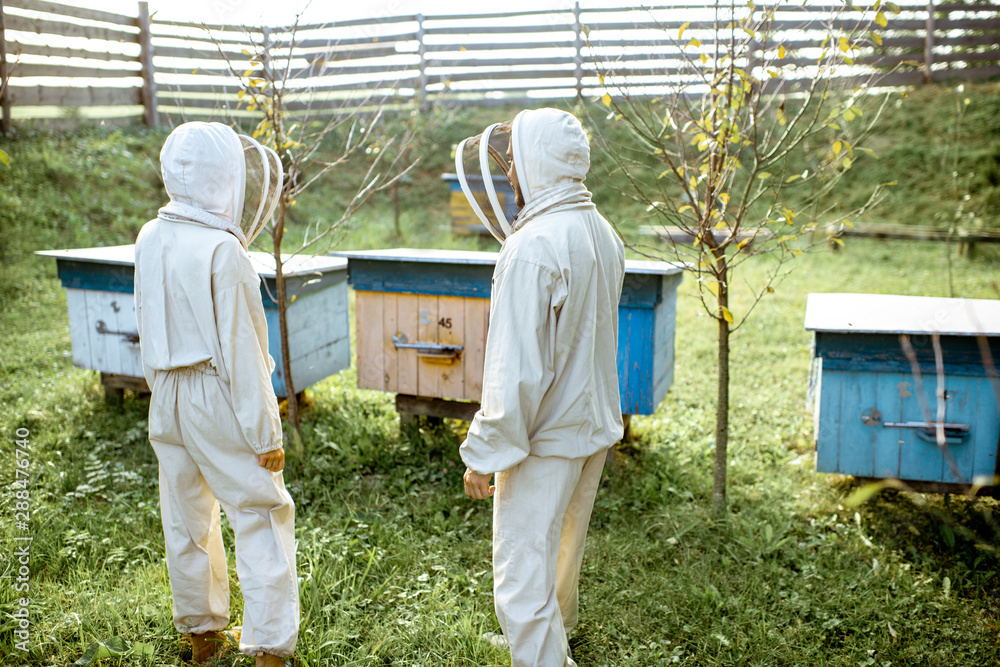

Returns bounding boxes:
[464,468,495,500]
[258,447,285,473]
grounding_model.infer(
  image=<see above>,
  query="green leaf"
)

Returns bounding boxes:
[582,24,591,39]
[845,479,904,506]
[842,156,853,169]
[0,148,9,167]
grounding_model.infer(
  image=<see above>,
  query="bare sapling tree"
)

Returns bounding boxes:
[591,0,900,509]
[211,15,420,450]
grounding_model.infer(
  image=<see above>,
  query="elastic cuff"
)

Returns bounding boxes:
[251,440,283,455]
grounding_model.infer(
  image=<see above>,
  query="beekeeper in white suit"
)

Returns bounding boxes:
[134,121,296,667]
[456,108,625,667]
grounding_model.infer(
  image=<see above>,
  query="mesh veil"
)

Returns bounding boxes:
[239,134,283,245]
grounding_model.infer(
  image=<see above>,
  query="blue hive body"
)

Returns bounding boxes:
[806,293,1000,487]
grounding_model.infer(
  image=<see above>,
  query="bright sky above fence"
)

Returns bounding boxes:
[82,0,602,25]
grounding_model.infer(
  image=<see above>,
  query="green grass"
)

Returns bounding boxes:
[0,82,999,666]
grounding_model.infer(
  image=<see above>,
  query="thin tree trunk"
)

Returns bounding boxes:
[273,203,302,448]
[713,260,730,511]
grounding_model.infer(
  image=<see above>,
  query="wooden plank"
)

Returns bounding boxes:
[416,294,440,398]
[285,61,419,79]
[8,85,141,106]
[898,372,944,483]
[278,32,418,50]
[463,297,487,401]
[5,0,137,27]
[355,291,385,391]
[382,292,399,392]
[836,370,877,478]
[426,68,575,84]
[4,14,140,43]
[938,33,1000,48]
[65,288,93,370]
[943,376,979,484]
[396,295,419,396]
[423,41,570,53]
[285,286,351,390]
[293,14,417,30]
[936,2,1000,11]
[437,296,465,400]
[151,43,257,61]
[814,368,843,474]
[937,17,1000,31]
[12,63,141,78]
[427,56,582,68]
[872,373,904,479]
[425,24,574,36]
[971,377,1000,484]
[10,42,138,62]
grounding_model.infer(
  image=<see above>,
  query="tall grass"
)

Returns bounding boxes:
[0,82,998,666]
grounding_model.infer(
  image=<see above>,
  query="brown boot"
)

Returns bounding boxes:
[255,653,284,667]
[190,631,224,663]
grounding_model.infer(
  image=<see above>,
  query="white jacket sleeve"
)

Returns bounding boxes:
[132,255,156,389]
[460,258,562,475]
[214,279,283,455]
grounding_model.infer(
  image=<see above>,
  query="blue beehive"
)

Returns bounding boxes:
[334,248,684,417]
[37,245,351,398]
[805,293,1000,489]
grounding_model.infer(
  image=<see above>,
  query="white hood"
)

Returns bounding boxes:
[158,121,249,248]
[509,108,594,234]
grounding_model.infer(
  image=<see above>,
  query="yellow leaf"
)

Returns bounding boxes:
[0,149,8,167]
[843,157,852,169]
[839,36,849,52]
[242,49,251,56]
[706,281,719,296]
[714,220,727,230]
[785,174,801,183]
[871,32,883,46]
[679,21,690,40]
[602,93,612,108]
[757,172,771,180]
[737,239,751,249]
[721,306,734,323]
[687,38,701,48]
[700,53,708,64]
[833,140,843,155]
[875,11,888,28]
[679,205,694,214]
[843,109,855,121]
[290,295,297,303]
[778,44,786,59]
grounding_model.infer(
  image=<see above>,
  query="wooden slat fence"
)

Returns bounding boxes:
[1,0,998,132]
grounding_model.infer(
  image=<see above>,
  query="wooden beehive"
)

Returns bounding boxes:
[805,293,1000,490]
[441,173,518,237]
[335,248,684,417]
[36,245,351,398]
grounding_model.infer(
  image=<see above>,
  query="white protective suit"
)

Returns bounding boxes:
[459,109,625,667]
[134,122,298,658]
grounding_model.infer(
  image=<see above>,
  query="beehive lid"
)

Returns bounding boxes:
[805,293,1000,337]
[333,248,500,264]
[37,245,345,277]
[36,245,136,266]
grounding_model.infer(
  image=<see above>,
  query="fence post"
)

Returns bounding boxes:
[573,1,583,100]
[138,1,158,127]
[416,14,427,107]
[0,0,10,136]
[924,0,935,83]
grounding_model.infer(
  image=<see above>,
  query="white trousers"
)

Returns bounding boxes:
[148,366,298,658]
[493,449,607,667]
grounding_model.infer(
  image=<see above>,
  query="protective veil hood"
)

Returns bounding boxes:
[158,121,282,249]
[509,108,593,233]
